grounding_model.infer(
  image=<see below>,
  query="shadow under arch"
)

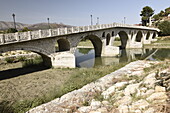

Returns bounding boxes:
[78,35,102,57]
[0,50,51,80]
[106,33,111,45]
[118,31,128,49]
[152,32,156,39]
[146,32,150,40]
[0,46,52,68]
[56,38,70,52]
[136,31,143,42]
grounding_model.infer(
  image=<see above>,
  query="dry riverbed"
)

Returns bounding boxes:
[27,60,170,113]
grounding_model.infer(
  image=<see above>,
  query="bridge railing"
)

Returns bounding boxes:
[0,23,159,45]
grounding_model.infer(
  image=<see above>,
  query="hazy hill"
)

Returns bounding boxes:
[0,21,72,31]
[0,21,28,30]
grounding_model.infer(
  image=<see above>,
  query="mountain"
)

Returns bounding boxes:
[0,21,28,30]
[0,21,72,30]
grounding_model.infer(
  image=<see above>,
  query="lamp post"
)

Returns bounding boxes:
[124,17,126,24]
[47,18,50,29]
[90,15,93,25]
[97,17,99,25]
[12,13,16,30]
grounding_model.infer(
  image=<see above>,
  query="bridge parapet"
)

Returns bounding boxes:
[0,23,159,45]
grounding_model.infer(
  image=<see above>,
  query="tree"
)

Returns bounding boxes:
[153,14,160,21]
[20,27,31,32]
[6,28,18,33]
[165,7,170,16]
[158,10,165,17]
[158,21,170,36]
[140,6,154,26]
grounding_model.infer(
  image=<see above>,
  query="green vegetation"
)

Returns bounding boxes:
[78,40,93,47]
[19,27,32,32]
[140,6,154,26]
[5,57,15,63]
[158,21,170,36]
[22,56,43,68]
[153,7,170,21]
[78,48,93,54]
[6,28,18,33]
[0,60,128,113]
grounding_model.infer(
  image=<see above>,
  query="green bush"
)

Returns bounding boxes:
[17,56,27,62]
[6,28,18,33]
[22,57,43,67]
[5,57,15,63]
[158,21,170,36]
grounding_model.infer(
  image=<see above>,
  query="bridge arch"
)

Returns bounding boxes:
[106,33,111,45]
[55,38,70,52]
[118,31,128,49]
[77,35,102,57]
[0,46,52,67]
[102,32,105,37]
[136,31,143,42]
[112,31,114,36]
[146,32,150,40]
[152,32,156,39]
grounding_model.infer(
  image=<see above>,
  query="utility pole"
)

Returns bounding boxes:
[12,13,16,30]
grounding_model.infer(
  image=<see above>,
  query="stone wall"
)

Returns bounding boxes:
[27,60,169,113]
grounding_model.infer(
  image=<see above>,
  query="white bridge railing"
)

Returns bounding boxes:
[0,23,159,45]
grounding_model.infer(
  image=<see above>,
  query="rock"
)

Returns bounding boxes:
[101,86,116,99]
[89,111,101,113]
[141,89,155,97]
[96,107,108,113]
[155,85,166,92]
[115,96,132,105]
[101,101,110,106]
[144,108,155,113]
[118,105,129,113]
[131,99,149,110]
[114,81,128,89]
[143,73,156,88]
[124,83,140,96]
[90,99,102,110]
[135,110,142,113]
[146,92,168,101]
[78,106,92,113]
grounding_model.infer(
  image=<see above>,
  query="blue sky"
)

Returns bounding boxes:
[0,0,170,26]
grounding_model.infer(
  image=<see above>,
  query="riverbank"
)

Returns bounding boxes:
[0,58,128,113]
[27,60,170,113]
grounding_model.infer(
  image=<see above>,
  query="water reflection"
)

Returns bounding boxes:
[75,48,170,68]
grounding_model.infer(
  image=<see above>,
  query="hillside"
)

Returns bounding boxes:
[0,21,72,31]
[0,21,28,30]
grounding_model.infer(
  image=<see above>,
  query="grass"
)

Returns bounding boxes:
[145,36,170,47]
[78,40,121,47]
[0,58,128,113]
[78,40,93,47]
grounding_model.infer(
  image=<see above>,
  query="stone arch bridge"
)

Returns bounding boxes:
[0,23,159,68]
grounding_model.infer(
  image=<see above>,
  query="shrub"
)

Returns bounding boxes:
[17,56,27,61]
[158,21,170,36]
[5,57,15,63]
[6,28,18,33]
[22,57,43,67]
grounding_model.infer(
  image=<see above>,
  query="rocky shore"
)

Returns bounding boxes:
[27,60,170,113]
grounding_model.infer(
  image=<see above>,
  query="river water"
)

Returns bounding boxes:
[75,48,170,68]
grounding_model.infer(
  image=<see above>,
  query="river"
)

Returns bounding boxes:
[75,48,170,68]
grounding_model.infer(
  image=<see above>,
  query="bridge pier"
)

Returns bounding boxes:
[126,42,143,48]
[101,45,119,56]
[101,37,119,56]
[51,52,76,68]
